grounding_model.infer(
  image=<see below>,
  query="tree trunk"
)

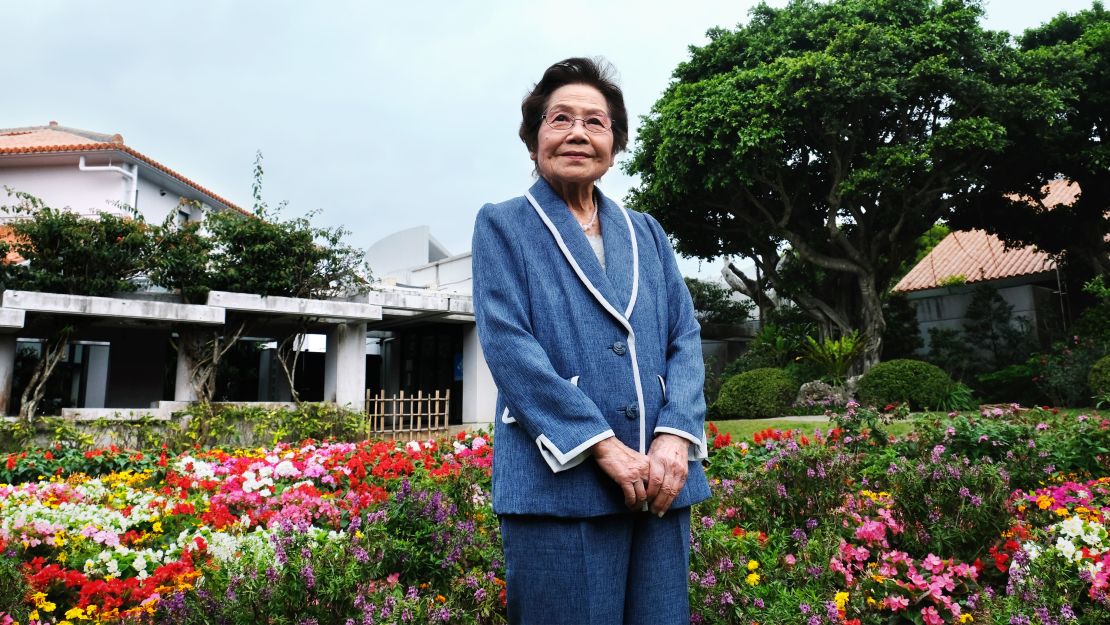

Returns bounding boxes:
[857,273,887,372]
[275,325,308,404]
[177,323,247,411]
[19,326,73,423]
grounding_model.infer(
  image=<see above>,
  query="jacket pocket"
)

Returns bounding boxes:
[501,375,580,424]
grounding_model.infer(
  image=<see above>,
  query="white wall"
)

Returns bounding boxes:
[0,162,207,226]
[0,164,128,218]
[909,283,1042,352]
[406,253,473,294]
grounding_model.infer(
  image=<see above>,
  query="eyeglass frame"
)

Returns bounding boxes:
[540,109,613,134]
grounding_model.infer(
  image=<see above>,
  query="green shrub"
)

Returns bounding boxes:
[858,359,952,410]
[713,367,798,419]
[1090,354,1110,399]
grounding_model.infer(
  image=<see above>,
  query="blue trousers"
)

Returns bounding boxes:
[499,508,691,625]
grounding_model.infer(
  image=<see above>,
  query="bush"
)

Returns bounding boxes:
[1090,354,1110,399]
[857,359,952,410]
[713,367,798,419]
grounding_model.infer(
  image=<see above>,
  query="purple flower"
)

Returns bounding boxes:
[302,564,316,590]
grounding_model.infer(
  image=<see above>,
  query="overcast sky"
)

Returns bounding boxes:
[3,0,1097,280]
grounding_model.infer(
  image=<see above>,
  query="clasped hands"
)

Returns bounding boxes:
[592,433,688,516]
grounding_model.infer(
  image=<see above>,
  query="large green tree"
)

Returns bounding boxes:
[949,2,1110,278]
[627,0,1014,368]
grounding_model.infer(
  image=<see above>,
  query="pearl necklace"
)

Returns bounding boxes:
[578,205,598,232]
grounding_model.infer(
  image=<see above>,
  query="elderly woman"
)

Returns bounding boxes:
[472,57,710,625]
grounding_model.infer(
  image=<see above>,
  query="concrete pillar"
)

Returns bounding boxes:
[174,333,198,402]
[461,325,496,424]
[324,322,367,410]
[0,334,15,416]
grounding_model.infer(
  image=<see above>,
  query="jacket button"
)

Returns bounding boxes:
[611,341,627,356]
[624,402,639,419]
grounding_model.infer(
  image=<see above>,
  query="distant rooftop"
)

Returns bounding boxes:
[892,179,1080,293]
[0,121,245,214]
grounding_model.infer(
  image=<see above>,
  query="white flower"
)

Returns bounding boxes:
[472,437,487,449]
[406,441,421,452]
[132,554,147,573]
[274,460,299,479]
[1056,536,1078,561]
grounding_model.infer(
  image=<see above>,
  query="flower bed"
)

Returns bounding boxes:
[1,405,1109,624]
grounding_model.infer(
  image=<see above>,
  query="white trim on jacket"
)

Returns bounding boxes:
[525,191,647,455]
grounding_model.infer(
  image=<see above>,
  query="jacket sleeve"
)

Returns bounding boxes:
[472,204,615,472]
[645,214,708,460]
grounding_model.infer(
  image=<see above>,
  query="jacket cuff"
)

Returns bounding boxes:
[535,430,615,473]
[654,426,708,461]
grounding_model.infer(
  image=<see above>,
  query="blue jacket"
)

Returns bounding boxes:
[472,177,711,517]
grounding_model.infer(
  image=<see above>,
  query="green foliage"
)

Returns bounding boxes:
[149,154,371,301]
[0,443,159,485]
[1090,354,1110,403]
[1032,335,1105,407]
[0,190,149,296]
[627,0,1014,366]
[880,293,924,361]
[684,277,754,325]
[713,367,798,419]
[949,3,1110,278]
[146,206,213,304]
[937,274,968,287]
[858,358,953,410]
[963,284,1037,370]
[163,402,367,452]
[976,362,1046,406]
[884,449,1012,562]
[799,331,861,385]
[0,549,32,623]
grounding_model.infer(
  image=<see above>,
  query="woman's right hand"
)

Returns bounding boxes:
[592,437,651,509]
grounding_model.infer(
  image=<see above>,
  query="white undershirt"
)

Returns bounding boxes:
[585,232,605,269]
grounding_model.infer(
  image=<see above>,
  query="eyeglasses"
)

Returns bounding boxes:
[541,109,612,134]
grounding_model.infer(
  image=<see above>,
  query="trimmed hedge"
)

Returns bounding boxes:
[1091,355,1110,400]
[713,367,798,419]
[858,359,953,411]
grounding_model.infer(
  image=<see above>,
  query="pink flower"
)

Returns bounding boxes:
[886,595,909,611]
[921,606,943,625]
[854,520,887,545]
[922,554,945,574]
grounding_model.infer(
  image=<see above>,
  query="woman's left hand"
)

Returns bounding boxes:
[645,433,689,516]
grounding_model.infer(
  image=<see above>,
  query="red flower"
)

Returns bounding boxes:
[713,433,731,449]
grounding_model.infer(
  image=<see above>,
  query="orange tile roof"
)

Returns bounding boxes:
[892,179,1086,293]
[0,122,247,215]
[893,229,1056,293]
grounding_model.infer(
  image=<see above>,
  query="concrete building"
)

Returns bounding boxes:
[0,122,494,425]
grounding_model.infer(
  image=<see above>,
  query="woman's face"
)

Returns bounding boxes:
[531,83,615,187]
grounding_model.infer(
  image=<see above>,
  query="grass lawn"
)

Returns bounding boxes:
[709,415,917,442]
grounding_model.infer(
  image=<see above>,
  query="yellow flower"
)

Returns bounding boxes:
[866,596,877,607]
[747,560,760,571]
[745,572,760,586]
[152,521,164,533]
[834,592,850,610]
[959,614,974,623]
[1036,495,1054,510]
[1055,507,1071,518]
[66,605,91,620]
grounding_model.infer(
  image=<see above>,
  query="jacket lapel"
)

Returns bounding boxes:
[526,178,630,324]
[598,190,638,320]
